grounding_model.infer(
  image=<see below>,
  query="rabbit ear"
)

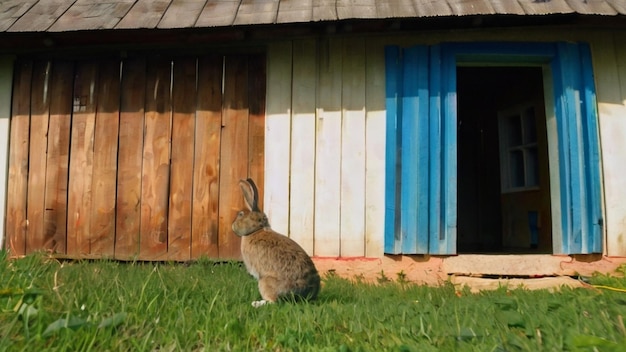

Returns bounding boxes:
[239,179,259,211]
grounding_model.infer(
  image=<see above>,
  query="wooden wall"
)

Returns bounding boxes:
[4,55,265,260]
[2,27,626,259]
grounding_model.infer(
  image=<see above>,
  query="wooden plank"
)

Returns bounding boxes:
[314,37,342,257]
[191,55,222,259]
[364,38,386,257]
[66,62,98,256]
[26,61,51,253]
[277,0,312,23]
[289,39,317,255]
[140,59,172,260]
[116,58,146,259]
[234,0,279,25]
[248,54,266,210]
[383,46,401,254]
[400,46,430,254]
[49,0,136,31]
[427,45,443,254]
[44,60,73,255]
[446,0,494,15]
[336,0,376,19]
[0,56,15,251]
[116,0,171,29]
[0,1,37,31]
[8,0,75,32]
[158,0,207,29]
[340,37,367,257]
[90,61,121,257]
[196,0,239,27]
[264,42,292,236]
[218,55,249,260]
[312,0,337,21]
[602,33,626,256]
[167,58,196,261]
[375,0,416,18]
[5,60,32,256]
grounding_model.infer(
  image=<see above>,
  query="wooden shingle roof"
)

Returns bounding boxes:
[1,0,625,33]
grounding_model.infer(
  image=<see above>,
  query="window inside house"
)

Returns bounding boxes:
[498,103,540,192]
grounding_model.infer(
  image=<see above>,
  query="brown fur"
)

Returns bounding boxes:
[231,179,320,306]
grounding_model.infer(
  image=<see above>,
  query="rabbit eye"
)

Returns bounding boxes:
[238,211,245,217]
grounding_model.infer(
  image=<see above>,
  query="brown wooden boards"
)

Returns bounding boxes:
[45,60,73,254]
[90,61,121,257]
[140,59,172,260]
[116,58,146,259]
[168,58,196,261]
[66,62,98,256]
[192,56,222,259]
[6,54,265,261]
[5,60,32,255]
[218,55,249,259]
[248,55,266,210]
[26,61,51,252]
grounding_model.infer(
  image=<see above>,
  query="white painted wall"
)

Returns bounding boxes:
[265,38,387,257]
[0,56,14,250]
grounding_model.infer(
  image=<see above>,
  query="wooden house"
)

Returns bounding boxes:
[1,0,625,278]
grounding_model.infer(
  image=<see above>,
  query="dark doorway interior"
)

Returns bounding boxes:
[457,66,552,254]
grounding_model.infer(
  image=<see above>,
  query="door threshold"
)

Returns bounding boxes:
[443,254,568,277]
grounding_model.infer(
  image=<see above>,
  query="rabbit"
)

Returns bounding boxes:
[231,178,321,307]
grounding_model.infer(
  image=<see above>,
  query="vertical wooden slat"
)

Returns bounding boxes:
[0,56,15,252]
[248,54,266,210]
[140,59,172,260]
[384,46,401,254]
[192,55,222,259]
[315,37,342,257]
[67,62,98,256]
[116,58,145,259]
[44,60,73,255]
[26,60,51,253]
[596,33,626,256]
[218,55,249,259]
[364,38,386,257]
[168,58,196,261]
[90,61,121,257]
[340,37,367,257]
[400,46,430,254]
[427,45,443,254]
[5,60,32,256]
[265,42,292,236]
[290,39,317,255]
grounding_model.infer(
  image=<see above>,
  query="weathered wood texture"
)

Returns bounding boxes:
[5,60,32,255]
[6,54,265,260]
[265,38,386,258]
[2,0,624,32]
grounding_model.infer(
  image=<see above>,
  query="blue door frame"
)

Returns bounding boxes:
[385,42,603,255]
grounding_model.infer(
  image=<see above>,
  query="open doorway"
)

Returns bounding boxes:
[457,66,552,254]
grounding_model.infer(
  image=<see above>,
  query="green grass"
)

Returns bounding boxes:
[1,251,626,351]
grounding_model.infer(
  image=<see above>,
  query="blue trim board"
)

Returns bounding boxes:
[384,46,401,254]
[427,45,443,254]
[579,43,603,253]
[400,45,430,254]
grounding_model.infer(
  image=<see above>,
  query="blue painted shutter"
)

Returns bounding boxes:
[385,45,456,255]
[385,41,602,255]
[552,43,603,254]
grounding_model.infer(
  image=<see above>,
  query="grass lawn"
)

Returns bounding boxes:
[2,251,626,351]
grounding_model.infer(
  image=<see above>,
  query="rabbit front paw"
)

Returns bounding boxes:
[251,300,272,308]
